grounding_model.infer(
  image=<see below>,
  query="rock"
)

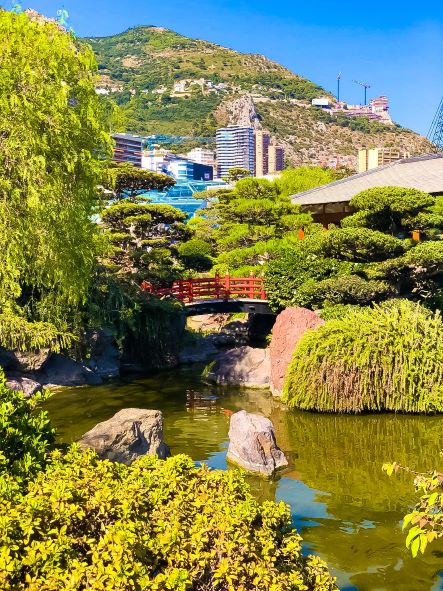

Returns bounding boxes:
[179,336,218,364]
[78,408,170,464]
[187,313,229,334]
[0,346,51,373]
[269,308,324,397]
[203,346,270,388]
[227,410,288,476]
[87,329,120,379]
[39,354,103,387]
[6,377,43,398]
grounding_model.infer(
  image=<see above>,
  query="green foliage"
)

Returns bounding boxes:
[178,239,214,271]
[295,275,395,308]
[101,201,190,285]
[345,187,442,235]
[109,162,175,200]
[0,314,74,353]
[0,11,111,328]
[0,371,55,485]
[283,300,443,413]
[265,227,403,310]
[87,271,183,367]
[317,303,362,321]
[383,464,443,558]
[227,167,252,182]
[0,448,337,590]
[276,167,338,197]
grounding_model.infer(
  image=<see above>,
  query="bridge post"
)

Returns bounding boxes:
[260,272,266,300]
[249,271,254,299]
[188,278,194,303]
[224,273,230,301]
[215,272,220,299]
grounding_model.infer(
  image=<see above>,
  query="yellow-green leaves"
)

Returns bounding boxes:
[0,449,337,590]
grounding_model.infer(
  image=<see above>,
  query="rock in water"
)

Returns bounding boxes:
[78,408,170,465]
[203,346,270,388]
[269,307,324,397]
[227,410,288,476]
[6,377,43,398]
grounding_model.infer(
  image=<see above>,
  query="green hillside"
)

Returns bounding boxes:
[85,26,433,167]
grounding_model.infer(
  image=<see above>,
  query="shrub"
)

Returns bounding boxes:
[283,300,443,413]
[0,448,337,590]
[178,239,214,272]
[295,275,395,308]
[0,314,74,353]
[0,371,54,485]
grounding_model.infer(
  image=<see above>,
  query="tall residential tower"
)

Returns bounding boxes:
[216,126,255,178]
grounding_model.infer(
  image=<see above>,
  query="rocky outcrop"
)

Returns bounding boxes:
[6,377,43,398]
[0,346,51,373]
[270,307,324,397]
[227,410,288,476]
[78,408,170,465]
[38,354,103,387]
[203,346,270,388]
[86,329,120,379]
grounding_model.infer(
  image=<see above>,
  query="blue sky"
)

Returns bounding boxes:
[8,0,443,135]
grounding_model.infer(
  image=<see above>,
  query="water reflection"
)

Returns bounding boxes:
[42,367,443,590]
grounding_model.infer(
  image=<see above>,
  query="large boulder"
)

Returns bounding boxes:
[6,377,43,398]
[227,410,288,476]
[38,354,102,387]
[87,329,120,379]
[78,408,170,465]
[0,346,51,373]
[269,307,324,397]
[179,335,218,364]
[203,346,270,388]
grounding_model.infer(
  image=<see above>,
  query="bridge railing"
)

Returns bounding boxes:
[141,274,266,303]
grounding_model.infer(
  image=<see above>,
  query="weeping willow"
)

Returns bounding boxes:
[283,300,443,413]
[0,11,111,332]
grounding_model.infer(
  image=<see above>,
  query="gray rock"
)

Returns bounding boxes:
[203,346,270,388]
[179,336,218,364]
[6,377,43,398]
[87,329,120,379]
[227,410,288,476]
[78,408,170,465]
[0,346,51,373]
[39,354,102,387]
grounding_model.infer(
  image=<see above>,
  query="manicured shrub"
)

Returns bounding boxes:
[283,300,443,413]
[0,448,337,590]
[178,238,214,271]
[295,275,395,308]
[0,371,54,484]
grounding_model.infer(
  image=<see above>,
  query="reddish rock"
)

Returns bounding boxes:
[269,307,324,397]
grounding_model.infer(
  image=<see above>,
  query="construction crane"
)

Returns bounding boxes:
[428,96,443,152]
[353,80,371,105]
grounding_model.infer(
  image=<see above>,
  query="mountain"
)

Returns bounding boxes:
[85,26,433,169]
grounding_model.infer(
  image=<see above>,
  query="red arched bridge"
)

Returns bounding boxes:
[141,274,273,315]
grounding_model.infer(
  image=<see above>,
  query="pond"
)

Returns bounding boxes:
[42,365,443,591]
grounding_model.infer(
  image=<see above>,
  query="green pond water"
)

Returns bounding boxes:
[42,365,443,591]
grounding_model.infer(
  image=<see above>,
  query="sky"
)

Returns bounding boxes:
[8,0,443,136]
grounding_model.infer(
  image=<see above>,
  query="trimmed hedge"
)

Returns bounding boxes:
[283,300,443,413]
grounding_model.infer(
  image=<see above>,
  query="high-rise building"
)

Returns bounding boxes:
[216,126,255,178]
[268,143,285,174]
[358,148,410,173]
[254,130,271,177]
[112,133,145,168]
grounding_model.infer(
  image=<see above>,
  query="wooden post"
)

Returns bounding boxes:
[224,273,230,301]
[412,229,421,242]
[178,280,184,302]
[249,271,254,299]
[215,272,220,300]
[298,227,305,240]
[188,279,193,304]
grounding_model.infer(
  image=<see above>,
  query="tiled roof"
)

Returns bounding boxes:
[290,154,443,205]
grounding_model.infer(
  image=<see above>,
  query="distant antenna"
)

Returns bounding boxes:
[428,97,443,152]
[337,72,341,103]
[353,80,371,105]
